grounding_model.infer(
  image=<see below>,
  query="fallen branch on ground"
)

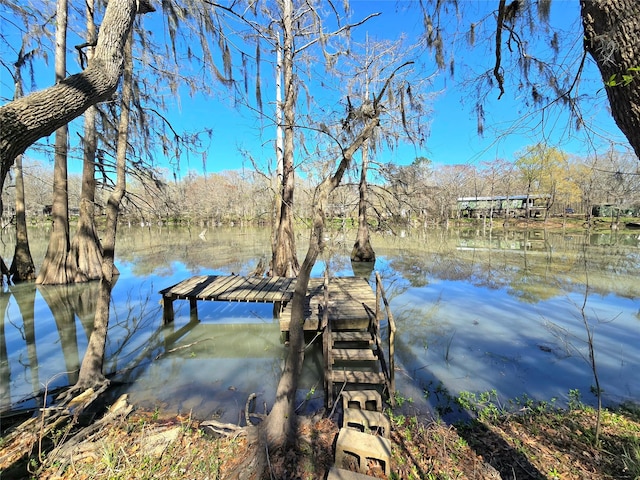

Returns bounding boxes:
[0,381,109,473]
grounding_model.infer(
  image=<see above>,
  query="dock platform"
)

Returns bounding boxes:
[159,275,296,324]
[160,275,377,332]
[160,272,397,477]
[279,277,377,332]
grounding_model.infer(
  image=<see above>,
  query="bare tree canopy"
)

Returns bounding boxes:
[0,0,142,178]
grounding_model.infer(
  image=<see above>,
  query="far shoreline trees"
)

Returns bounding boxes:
[9,145,640,230]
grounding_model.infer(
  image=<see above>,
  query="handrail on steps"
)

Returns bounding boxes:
[321,268,331,405]
[375,271,396,403]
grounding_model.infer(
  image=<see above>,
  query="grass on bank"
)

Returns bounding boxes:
[6,388,636,480]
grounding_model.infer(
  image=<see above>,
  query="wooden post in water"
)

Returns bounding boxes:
[189,298,198,323]
[162,296,174,324]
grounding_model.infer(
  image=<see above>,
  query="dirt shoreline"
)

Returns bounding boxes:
[3,391,639,479]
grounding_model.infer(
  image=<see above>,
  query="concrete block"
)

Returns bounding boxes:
[341,389,383,412]
[343,408,391,438]
[335,427,391,477]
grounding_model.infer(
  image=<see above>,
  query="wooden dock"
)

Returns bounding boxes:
[159,275,377,332]
[160,272,397,478]
[159,275,296,324]
[279,277,377,332]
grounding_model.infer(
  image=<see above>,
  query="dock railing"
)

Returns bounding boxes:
[375,271,396,403]
[321,269,331,405]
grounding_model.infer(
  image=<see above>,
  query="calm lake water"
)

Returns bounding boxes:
[1,225,639,422]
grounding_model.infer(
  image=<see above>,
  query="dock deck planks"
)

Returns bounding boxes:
[160,273,392,422]
[279,277,376,332]
[160,275,376,331]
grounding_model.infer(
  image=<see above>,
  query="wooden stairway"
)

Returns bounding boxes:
[318,273,397,478]
[325,325,387,408]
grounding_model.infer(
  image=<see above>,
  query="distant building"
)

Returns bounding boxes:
[591,204,640,218]
[457,195,550,218]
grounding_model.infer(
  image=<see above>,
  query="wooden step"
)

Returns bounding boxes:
[332,331,373,345]
[332,348,377,363]
[331,370,385,385]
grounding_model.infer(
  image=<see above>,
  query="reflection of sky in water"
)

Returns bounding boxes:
[3,228,640,419]
[391,275,640,415]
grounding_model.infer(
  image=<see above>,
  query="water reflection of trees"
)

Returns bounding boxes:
[3,225,637,413]
[1,277,165,411]
[14,285,40,401]
[0,292,11,410]
[117,227,275,276]
[38,285,82,385]
[374,228,640,303]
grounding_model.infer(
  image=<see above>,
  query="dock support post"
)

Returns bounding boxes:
[273,301,282,318]
[162,296,175,324]
[189,298,198,322]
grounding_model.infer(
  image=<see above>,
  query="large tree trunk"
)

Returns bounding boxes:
[10,152,36,282]
[270,0,299,278]
[351,143,376,263]
[0,294,9,410]
[262,114,381,452]
[68,0,105,283]
[581,0,640,158]
[9,48,36,282]
[36,0,71,285]
[261,65,407,453]
[0,0,139,194]
[75,33,132,390]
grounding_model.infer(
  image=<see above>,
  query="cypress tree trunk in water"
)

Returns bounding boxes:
[351,143,375,263]
[10,52,35,282]
[75,33,132,389]
[68,0,105,283]
[36,0,71,285]
[270,0,299,277]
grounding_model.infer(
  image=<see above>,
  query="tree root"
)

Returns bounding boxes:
[202,392,266,439]
[0,382,110,473]
[201,419,247,438]
[40,393,133,476]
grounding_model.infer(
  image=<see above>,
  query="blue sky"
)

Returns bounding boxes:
[164,0,629,177]
[0,0,630,177]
